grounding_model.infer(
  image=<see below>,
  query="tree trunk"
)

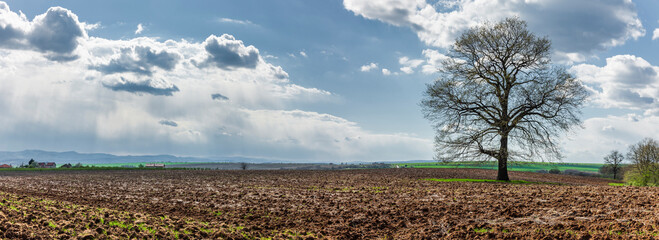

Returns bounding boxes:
[497,134,510,181]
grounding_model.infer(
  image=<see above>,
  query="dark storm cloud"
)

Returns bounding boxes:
[92,46,180,76]
[198,34,259,69]
[158,120,178,127]
[103,78,179,96]
[211,93,229,101]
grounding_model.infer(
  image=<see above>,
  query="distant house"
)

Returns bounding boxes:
[145,163,165,168]
[37,162,57,168]
[0,164,12,168]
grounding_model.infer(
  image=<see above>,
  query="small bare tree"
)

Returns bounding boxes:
[421,18,588,181]
[603,150,624,180]
[240,162,248,170]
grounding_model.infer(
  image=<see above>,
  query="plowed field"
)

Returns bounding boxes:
[0,168,657,239]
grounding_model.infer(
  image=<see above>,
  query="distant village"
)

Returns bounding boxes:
[0,159,58,169]
[0,159,167,169]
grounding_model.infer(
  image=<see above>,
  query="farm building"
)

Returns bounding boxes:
[37,162,57,168]
[0,164,12,168]
[145,163,165,168]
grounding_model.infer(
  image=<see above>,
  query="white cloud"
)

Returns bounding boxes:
[398,56,423,74]
[299,51,307,58]
[571,55,659,110]
[360,62,378,72]
[382,68,391,75]
[400,66,414,74]
[399,56,423,67]
[195,34,260,69]
[0,1,432,161]
[0,3,87,61]
[420,49,449,74]
[344,0,644,60]
[653,28,659,40]
[217,17,255,26]
[563,115,659,163]
[135,23,144,34]
[83,22,101,31]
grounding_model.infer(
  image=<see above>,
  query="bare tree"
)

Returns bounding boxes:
[421,18,588,181]
[626,138,659,186]
[240,162,248,170]
[603,150,625,180]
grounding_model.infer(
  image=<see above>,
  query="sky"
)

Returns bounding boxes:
[0,0,658,163]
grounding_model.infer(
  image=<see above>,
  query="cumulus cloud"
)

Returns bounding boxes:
[653,28,659,40]
[382,68,391,75]
[135,23,144,34]
[196,34,259,69]
[29,7,85,54]
[360,62,378,72]
[299,51,307,57]
[0,2,87,61]
[159,119,178,127]
[103,78,180,96]
[571,55,659,109]
[91,46,180,76]
[344,0,644,60]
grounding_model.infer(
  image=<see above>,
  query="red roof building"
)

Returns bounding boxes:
[0,164,12,168]
[37,162,56,168]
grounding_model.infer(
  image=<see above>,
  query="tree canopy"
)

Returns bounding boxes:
[421,18,588,181]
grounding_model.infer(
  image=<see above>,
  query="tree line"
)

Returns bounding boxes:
[600,138,659,186]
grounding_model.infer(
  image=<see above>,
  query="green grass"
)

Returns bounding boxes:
[608,183,628,186]
[87,162,201,168]
[474,228,491,233]
[396,161,606,173]
[423,178,556,184]
[108,220,130,229]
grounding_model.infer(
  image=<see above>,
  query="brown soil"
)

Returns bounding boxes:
[0,168,657,239]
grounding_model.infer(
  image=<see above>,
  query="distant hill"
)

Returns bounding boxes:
[0,150,273,166]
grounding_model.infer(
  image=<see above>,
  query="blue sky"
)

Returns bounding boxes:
[1,0,658,163]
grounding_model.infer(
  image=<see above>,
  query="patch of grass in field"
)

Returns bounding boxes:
[608,183,627,186]
[423,178,556,184]
[474,228,491,233]
[108,220,130,229]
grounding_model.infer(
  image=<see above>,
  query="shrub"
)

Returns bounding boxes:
[548,168,561,174]
[624,168,659,187]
